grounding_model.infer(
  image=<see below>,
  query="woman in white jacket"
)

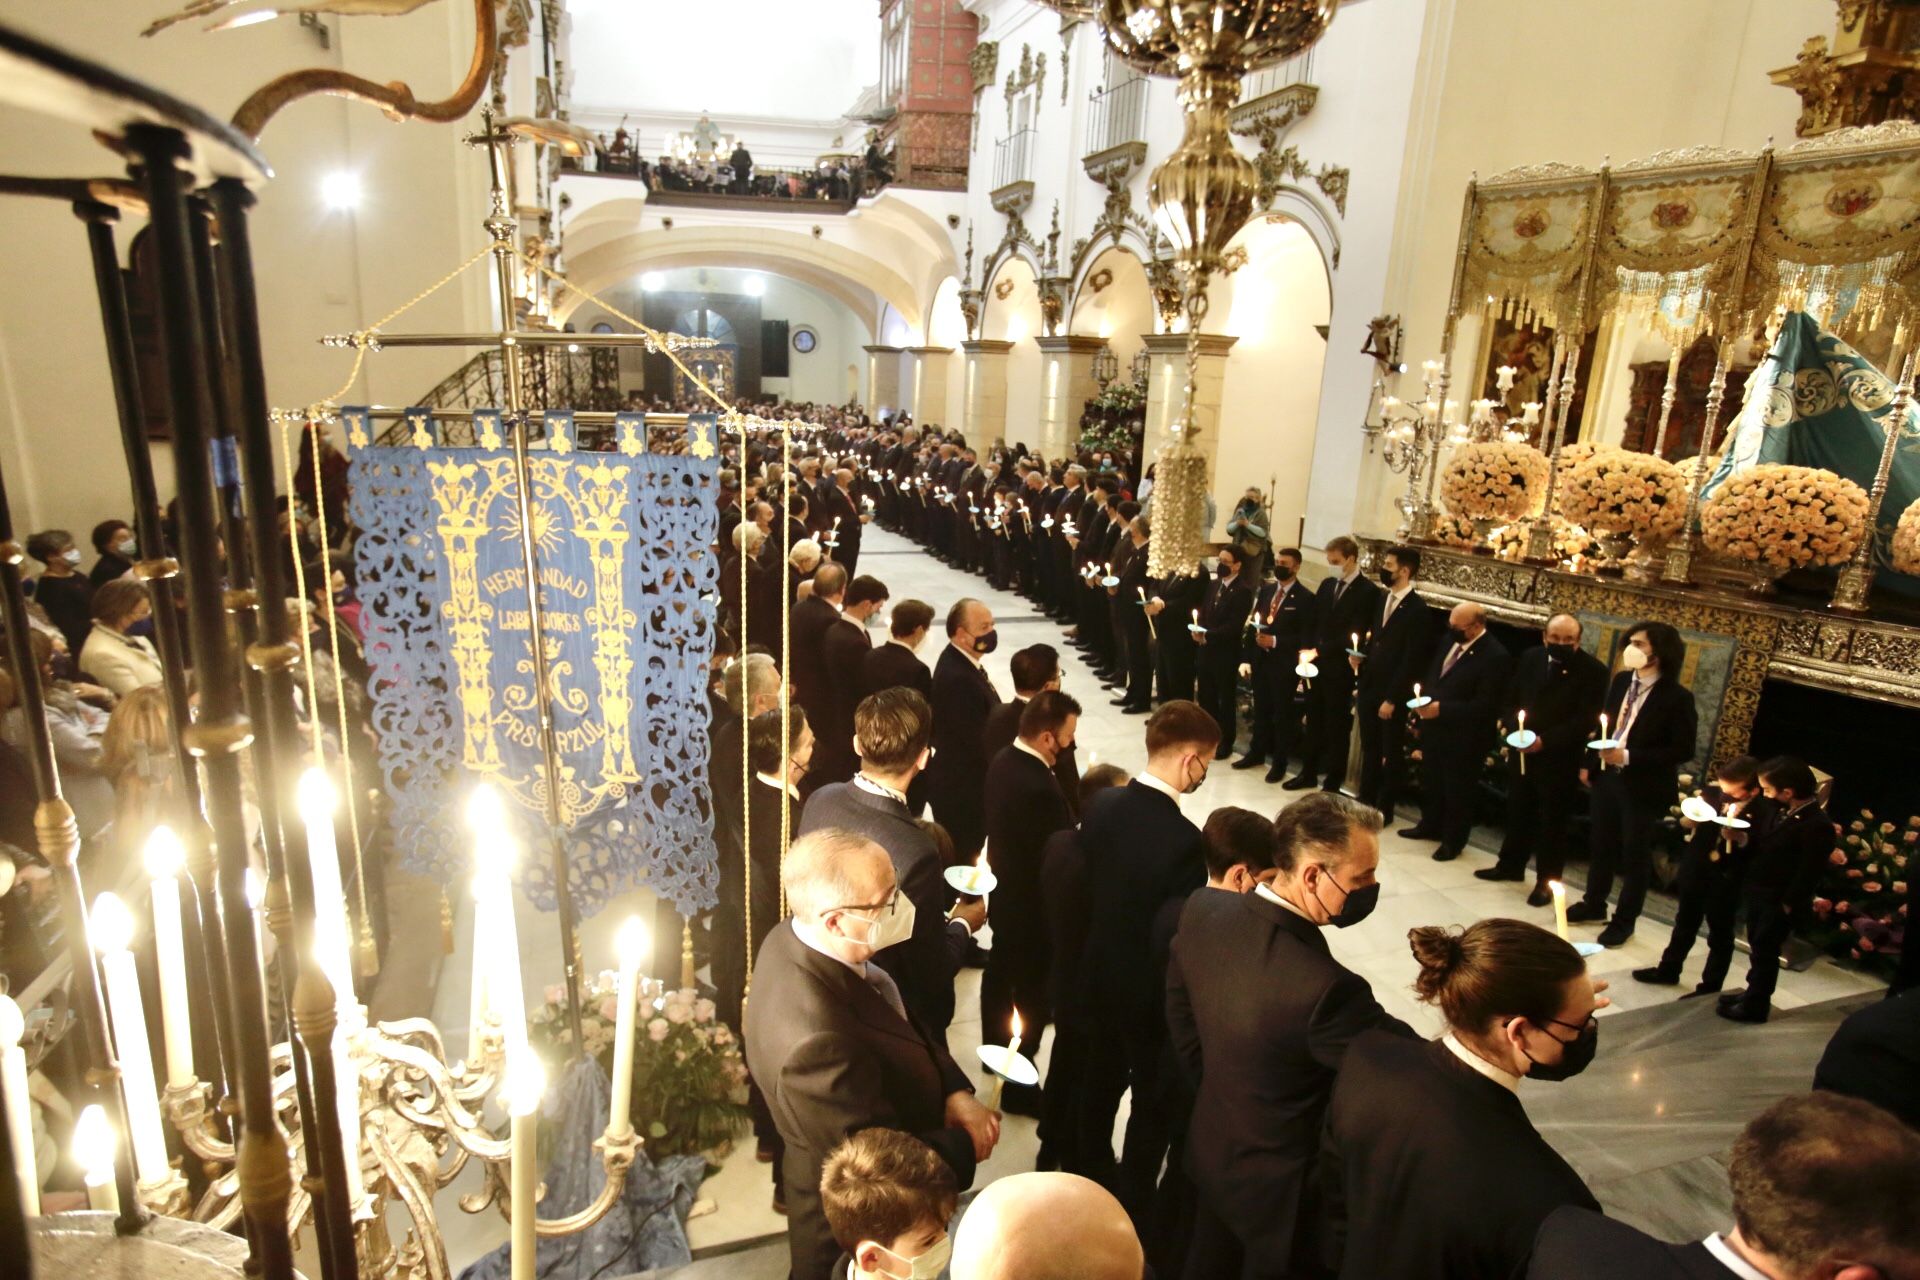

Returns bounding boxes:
[78,579,164,697]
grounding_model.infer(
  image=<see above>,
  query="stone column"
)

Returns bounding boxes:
[1034,335,1107,461]
[1141,332,1239,536]
[960,339,1013,451]
[864,345,904,419]
[905,346,953,427]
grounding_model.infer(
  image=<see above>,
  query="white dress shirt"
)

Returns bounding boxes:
[1442,1033,1521,1094]
[1255,880,1315,922]
[1702,1234,1772,1280]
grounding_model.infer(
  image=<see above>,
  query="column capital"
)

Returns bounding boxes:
[1141,332,1241,358]
[961,339,1016,356]
[862,344,905,355]
[905,345,954,356]
[1033,335,1110,355]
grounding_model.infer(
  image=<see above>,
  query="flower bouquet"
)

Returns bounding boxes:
[1802,809,1909,975]
[1699,463,1870,590]
[1558,448,1686,568]
[1891,496,1920,574]
[1439,441,1549,541]
[530,977,751,1160]
[1489,515,1595,566]
[1428,512,1478,549]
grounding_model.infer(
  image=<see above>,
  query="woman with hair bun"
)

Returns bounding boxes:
[1319,919,1607,1280]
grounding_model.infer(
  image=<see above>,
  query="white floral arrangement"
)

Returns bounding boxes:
[1440,441,1549,521]
[1489,515,1597,564]
[1700,463,1870,571]
[1558,447,1687,540]
[1428,513,1478,548]
[1892,496,1920,574]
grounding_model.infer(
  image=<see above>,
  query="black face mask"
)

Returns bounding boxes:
[1273,566,1295,582]
[1313,870,1379,928]
[1545,642,1578,663]
[1378,568,1398,588]
[1446,626,1468,646]
[1216,563,1232,579]
[974,628,999,655]
[1520,1019,1599,1082]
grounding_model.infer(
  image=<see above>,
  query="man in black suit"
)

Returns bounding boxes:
[1352,544,1432,822]
[981,690,1081,1118]
[1113,516,1156,714]
[926,598,1002,863]
[861,598,934,699]
[790,560,846,740]
[983,644,1081,808]
[823,467,867,575]
[1077,701,1217,1219]
[1051,465,1090,623]
[1168,791,1411,1280]
[799,688,986,1031]
[1287,535,1380,794]
[1529,1092,1920,1280]
[1149,566,1206,706]
[746,828,1001,1280]
[1480,613,1610,905]
[1195,544,1256,760]
[1568,622,1699,948]
[1816,988,1920,1131]
[814,574,889,789]
[1235,547,1316,782]
[1719,755,1835,1024]
[1408,601,1510,861]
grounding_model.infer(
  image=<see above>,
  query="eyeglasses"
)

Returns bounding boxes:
[828,889,901,918]
[1539,1012,1597,1040]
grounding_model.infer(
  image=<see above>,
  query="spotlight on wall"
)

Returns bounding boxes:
[641,272,665,292]
[744,275,766,298]
[320,171,362,211]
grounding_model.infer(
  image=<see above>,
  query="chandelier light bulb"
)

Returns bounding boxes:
[320,171,362,212]
[298,767,339,824]
[467,782,506,832]
[145,824,186,879]
[90,892,136,954]
[744,275,766,298]
[72,1103,117,1179]
[640,272,665,292]
[615,916,648,967]
[503,1048,547,1118]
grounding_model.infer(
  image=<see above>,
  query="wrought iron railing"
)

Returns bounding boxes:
[377,346,622,445]
[993,128,1038,191]
[1086,75,1148,157]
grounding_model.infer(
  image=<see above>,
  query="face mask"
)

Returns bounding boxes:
[114,537,137,557]
[1274,566,1295,582]
[1216,562,1232,579]
[1377,567,1397,588]
[1184,755,1208,794]
[1545,642,1577,663]
[973,628,999,655]
[849,894,916,952]
[1619,643,1649,671]
[60,548,82,566]
[1312,868,1379,928]
[1519,1018,1598,1082]
[863,611,881,628]
[862,1235,952,1280]
[1447,626,1467,645]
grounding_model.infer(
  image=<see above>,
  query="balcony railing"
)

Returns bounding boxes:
[1241,47,1315,102]
[1085,75,1148,159]
[994,128,1038,192]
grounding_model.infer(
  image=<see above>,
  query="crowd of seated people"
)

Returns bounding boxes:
[580,126,893,202]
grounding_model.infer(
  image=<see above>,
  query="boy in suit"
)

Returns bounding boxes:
[1719,755,1835,1024]
[1632,754,1770,997]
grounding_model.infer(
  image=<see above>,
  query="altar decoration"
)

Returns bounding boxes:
[1428,512,1478,548]
[1699,463,1870,580]
[1078,379,1145,459]
[348,418,721,917]
[530,979,749,1160]
[1892,498,1920,572]
[1557,447,1687,564]
[1804,810,1908,975]
[1490,515,1595,565]
[1439,440,1548,527]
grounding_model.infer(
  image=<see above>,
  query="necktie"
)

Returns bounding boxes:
[1383,593,1398,625]
[1334,577,1348,600]
[1441,643,1464,676]
[1268,585,1285,622]
[1618,679,1645,740]
[865,964,908,1021]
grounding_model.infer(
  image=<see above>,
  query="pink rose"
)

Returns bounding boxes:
[598,997,620,1022]
[1830,849,1849,866]
[647,1018,669,1042]
[665,1001,692,1025]
[694,997,717,1023]
[1863,882,1883,894]
[1812,897,1832,914]
[544,984,566,1006]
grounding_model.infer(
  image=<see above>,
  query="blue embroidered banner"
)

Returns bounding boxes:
[347,409,721,916]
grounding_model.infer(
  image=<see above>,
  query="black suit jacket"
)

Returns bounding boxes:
[1590,672,1699,804]
[1200,572,1255,650]
[983,745,1075,963]
[823,484,861,560]
[1082,781,1207,1034]
[1312,573,1381,688]
[797,781,967,1031]
[1246,578,1316,663]
[1041,827,1091,1022]
[818,617,872,780]
[1356,587,1435,708]
[926,644,1000,826]
[1814,987,1920,1131]
[790,595,840,731]
[1167,892,1413,1262]
[1528,1206,1737,1280]
[1743,800,1835,907]
[744,922,975,1280]
[1422,631,1512,752]
[860,639,933,700]
[1323,1033,1599,1280]
[1501,647,1609,763]
[982,697,1080,805]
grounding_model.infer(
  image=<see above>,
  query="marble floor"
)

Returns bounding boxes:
[394,526,1885,1275]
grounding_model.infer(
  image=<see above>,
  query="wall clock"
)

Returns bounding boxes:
[792,327,818,354]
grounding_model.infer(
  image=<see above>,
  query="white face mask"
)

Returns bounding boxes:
[846,893,916,953]
[60,548,82,566]
[861,1235,951,1280]
[114,537,137,557]
[1620,643,1649,671]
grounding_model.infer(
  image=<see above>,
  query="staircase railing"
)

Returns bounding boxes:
[376,346,622,445]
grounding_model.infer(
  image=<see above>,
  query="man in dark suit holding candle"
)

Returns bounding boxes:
[1352,545,1432,824]
[1287,536,1379,794]
[1195,544,1256,759]
[1234,547,1316,781]
[1408,601,1510,861]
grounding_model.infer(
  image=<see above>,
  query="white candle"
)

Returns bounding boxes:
[74,1103,119,1212]
[1549,880,1570,941]
[0,995,36,1216]
[1351,632,1359,652]
[1412,683,1422,702]
[300,769,368,1207]
[144,826,195,1089]
[91,893,169,1186]
[469,786,529,1057]
[507,1050,546,1280]
[1003,1009,1023,1076]
[607,917,647,1140]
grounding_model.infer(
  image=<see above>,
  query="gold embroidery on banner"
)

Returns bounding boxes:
[428,456,507,775]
